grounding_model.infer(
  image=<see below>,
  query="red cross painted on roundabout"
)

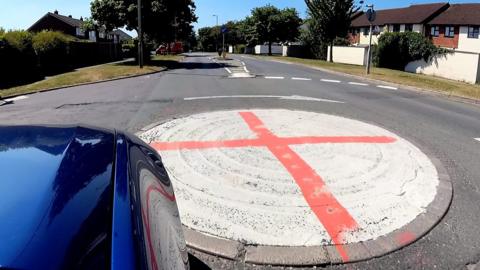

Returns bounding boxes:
[140,109,449,265]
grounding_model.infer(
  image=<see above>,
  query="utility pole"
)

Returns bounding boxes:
[213,14,218,52]
[366,4,375,75]
[137,0,144,68]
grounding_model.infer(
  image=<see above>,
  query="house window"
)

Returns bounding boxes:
[393,24,400,32]
[468,26,479,39]
[363,27,369,35]
[76,27,85,37]
[430,26,440,37]
[405,24,413,32]
[445,26,455,38]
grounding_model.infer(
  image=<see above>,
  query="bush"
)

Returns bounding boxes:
[0,30,39,88]
[32,31,73,74]
[375,32,445,70]
[122,42,136,58]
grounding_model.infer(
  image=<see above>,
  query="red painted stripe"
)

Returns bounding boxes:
[151,136,396,151]
[239,111,359,262]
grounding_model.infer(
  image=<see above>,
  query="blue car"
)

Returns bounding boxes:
[0,126,189,270]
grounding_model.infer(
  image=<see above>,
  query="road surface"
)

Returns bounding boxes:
[1,53,479,269]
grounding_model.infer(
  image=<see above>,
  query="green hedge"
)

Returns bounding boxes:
[32,31,73,74]
[1,29,124,89]
[0,31,39,88]
[375,32,445,70]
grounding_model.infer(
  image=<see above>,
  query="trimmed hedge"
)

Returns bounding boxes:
[375,32,445,70]
[1,29,123,89]
[0,31,39,88]
[32,31,73,74]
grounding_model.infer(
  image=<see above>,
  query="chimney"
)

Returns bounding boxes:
[54,10,59,14]
[68,15,72,18]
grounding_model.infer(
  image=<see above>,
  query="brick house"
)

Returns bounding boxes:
[350,3,449,45]
[427,4,480,53]
[28,10,131,44]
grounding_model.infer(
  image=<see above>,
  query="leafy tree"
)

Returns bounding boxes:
[244,5,302,55]
[300,13,326,59]
[305,0,359,62]
[197,26,219,52]
[0,27,5,37]
[81,17,99,32]
[90,0,197,43]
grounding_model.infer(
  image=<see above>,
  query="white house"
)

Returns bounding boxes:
[349,3,449,45]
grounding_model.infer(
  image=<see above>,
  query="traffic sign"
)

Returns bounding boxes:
[366,8,376,22]
[221,25,228,34]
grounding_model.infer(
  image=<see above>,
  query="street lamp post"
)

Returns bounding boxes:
[213,14,219,53]
[137,0,144,68]
[365,4,375,75]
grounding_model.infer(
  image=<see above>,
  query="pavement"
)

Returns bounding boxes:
[1,53,480,269]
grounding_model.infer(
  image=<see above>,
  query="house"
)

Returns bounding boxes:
[350,3,449,45]
[28,10,130,44]
[427,4,480,53]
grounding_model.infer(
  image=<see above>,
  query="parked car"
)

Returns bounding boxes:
[156,42,184,55]
[0,126,189,270]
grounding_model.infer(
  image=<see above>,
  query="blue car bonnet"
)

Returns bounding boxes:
[0,126,115,269]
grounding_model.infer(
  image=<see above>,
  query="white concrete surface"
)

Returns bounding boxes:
[327,46,368,66]
[140,110,439,246]
[405,51,480,84]
[458,26,480,54]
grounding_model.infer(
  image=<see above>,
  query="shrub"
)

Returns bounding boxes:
[375,32,445,70]
[32,31,73,74]
[0,30,39,88]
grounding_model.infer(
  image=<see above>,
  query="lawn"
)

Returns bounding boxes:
[254,55,480,100]
[0,55,182,98]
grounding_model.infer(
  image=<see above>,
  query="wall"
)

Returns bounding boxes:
[254,45,282,55]
[458,26,480,53]
[327,46,369,66]
[430,26,459,49]
[405,51,480,84]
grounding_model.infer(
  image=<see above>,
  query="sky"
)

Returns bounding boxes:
[1,0,479,33]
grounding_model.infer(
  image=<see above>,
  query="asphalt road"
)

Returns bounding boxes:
[1,53,480,269]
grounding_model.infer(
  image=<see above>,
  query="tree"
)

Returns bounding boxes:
[300,13,326,59]
[305,0,359,62]
[244,5,302,55]
[197,26,219,52]
[90,0,197,43]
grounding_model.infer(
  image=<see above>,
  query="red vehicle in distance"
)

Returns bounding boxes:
[156,42,184,55]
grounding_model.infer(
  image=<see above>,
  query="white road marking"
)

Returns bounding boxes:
[265,76,285,80]
[243,66,250,73]
[377,85,398,90]
[292,77,312,81]
[475,138,480,142]
[321,79,341,83]
[224,67,232,74]
[184,95,344,103]
[140,109,439,246]
[5,95,29,102]
[348,82,369,86]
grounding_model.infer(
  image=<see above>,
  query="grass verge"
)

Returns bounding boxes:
[0,55,182,98]
[254,55,480,100]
